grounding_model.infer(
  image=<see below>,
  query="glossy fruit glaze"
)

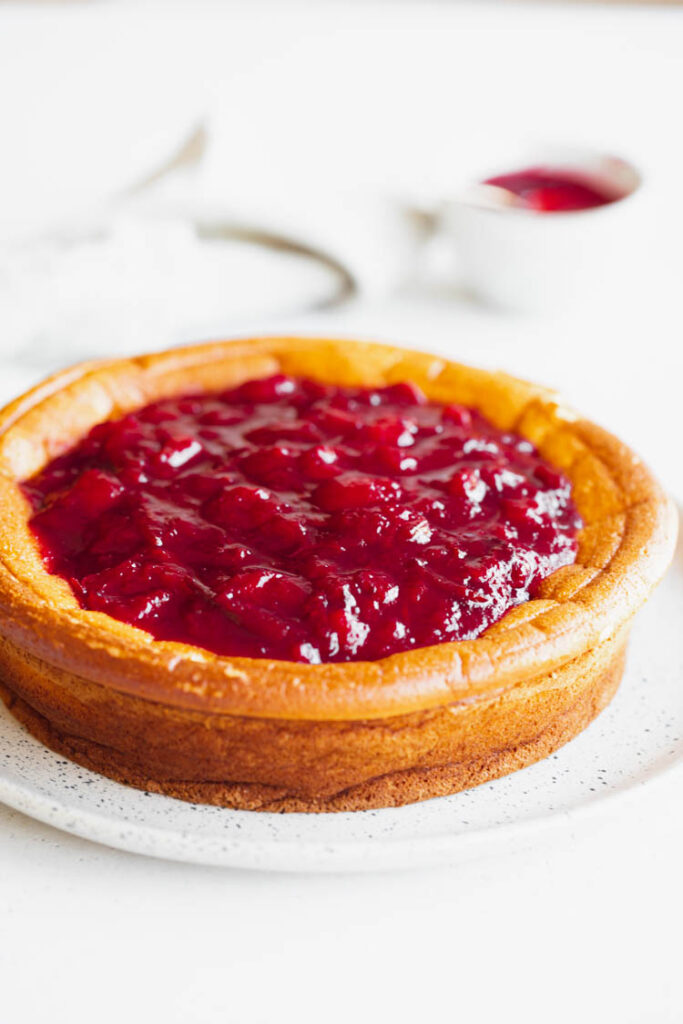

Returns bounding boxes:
[484,166,618,212]
[22,375,581,664]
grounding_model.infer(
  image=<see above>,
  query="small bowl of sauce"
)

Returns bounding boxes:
[441,149,642,311]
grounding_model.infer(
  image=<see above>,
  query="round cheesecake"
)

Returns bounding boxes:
[0,337,676,811]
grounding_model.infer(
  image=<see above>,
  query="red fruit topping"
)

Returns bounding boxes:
[443,404,473,429]
[298,445,342,480]
[22,375,581,663]
[314,475,402,512]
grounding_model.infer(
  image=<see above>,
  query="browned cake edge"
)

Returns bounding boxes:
[0,629,627,813]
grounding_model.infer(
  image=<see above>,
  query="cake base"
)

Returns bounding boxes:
[0,633,627,812]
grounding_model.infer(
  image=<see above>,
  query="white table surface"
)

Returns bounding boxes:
[1,3,682,1022]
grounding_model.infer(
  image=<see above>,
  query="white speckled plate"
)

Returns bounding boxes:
[1,518,681,872]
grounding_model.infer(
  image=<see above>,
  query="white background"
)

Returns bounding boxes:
[1,2,682,1022]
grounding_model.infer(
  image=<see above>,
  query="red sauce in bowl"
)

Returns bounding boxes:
[484,166,619,212]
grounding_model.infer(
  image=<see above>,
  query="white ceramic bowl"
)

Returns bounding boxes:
[439,147,642,312]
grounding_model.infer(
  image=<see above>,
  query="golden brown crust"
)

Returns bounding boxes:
[0,627,627,811]
[0,337,676,811]
[0,337,675,720]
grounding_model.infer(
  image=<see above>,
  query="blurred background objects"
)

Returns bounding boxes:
[2,0,682,485]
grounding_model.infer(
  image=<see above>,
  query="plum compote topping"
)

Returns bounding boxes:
[22,375,581,664]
